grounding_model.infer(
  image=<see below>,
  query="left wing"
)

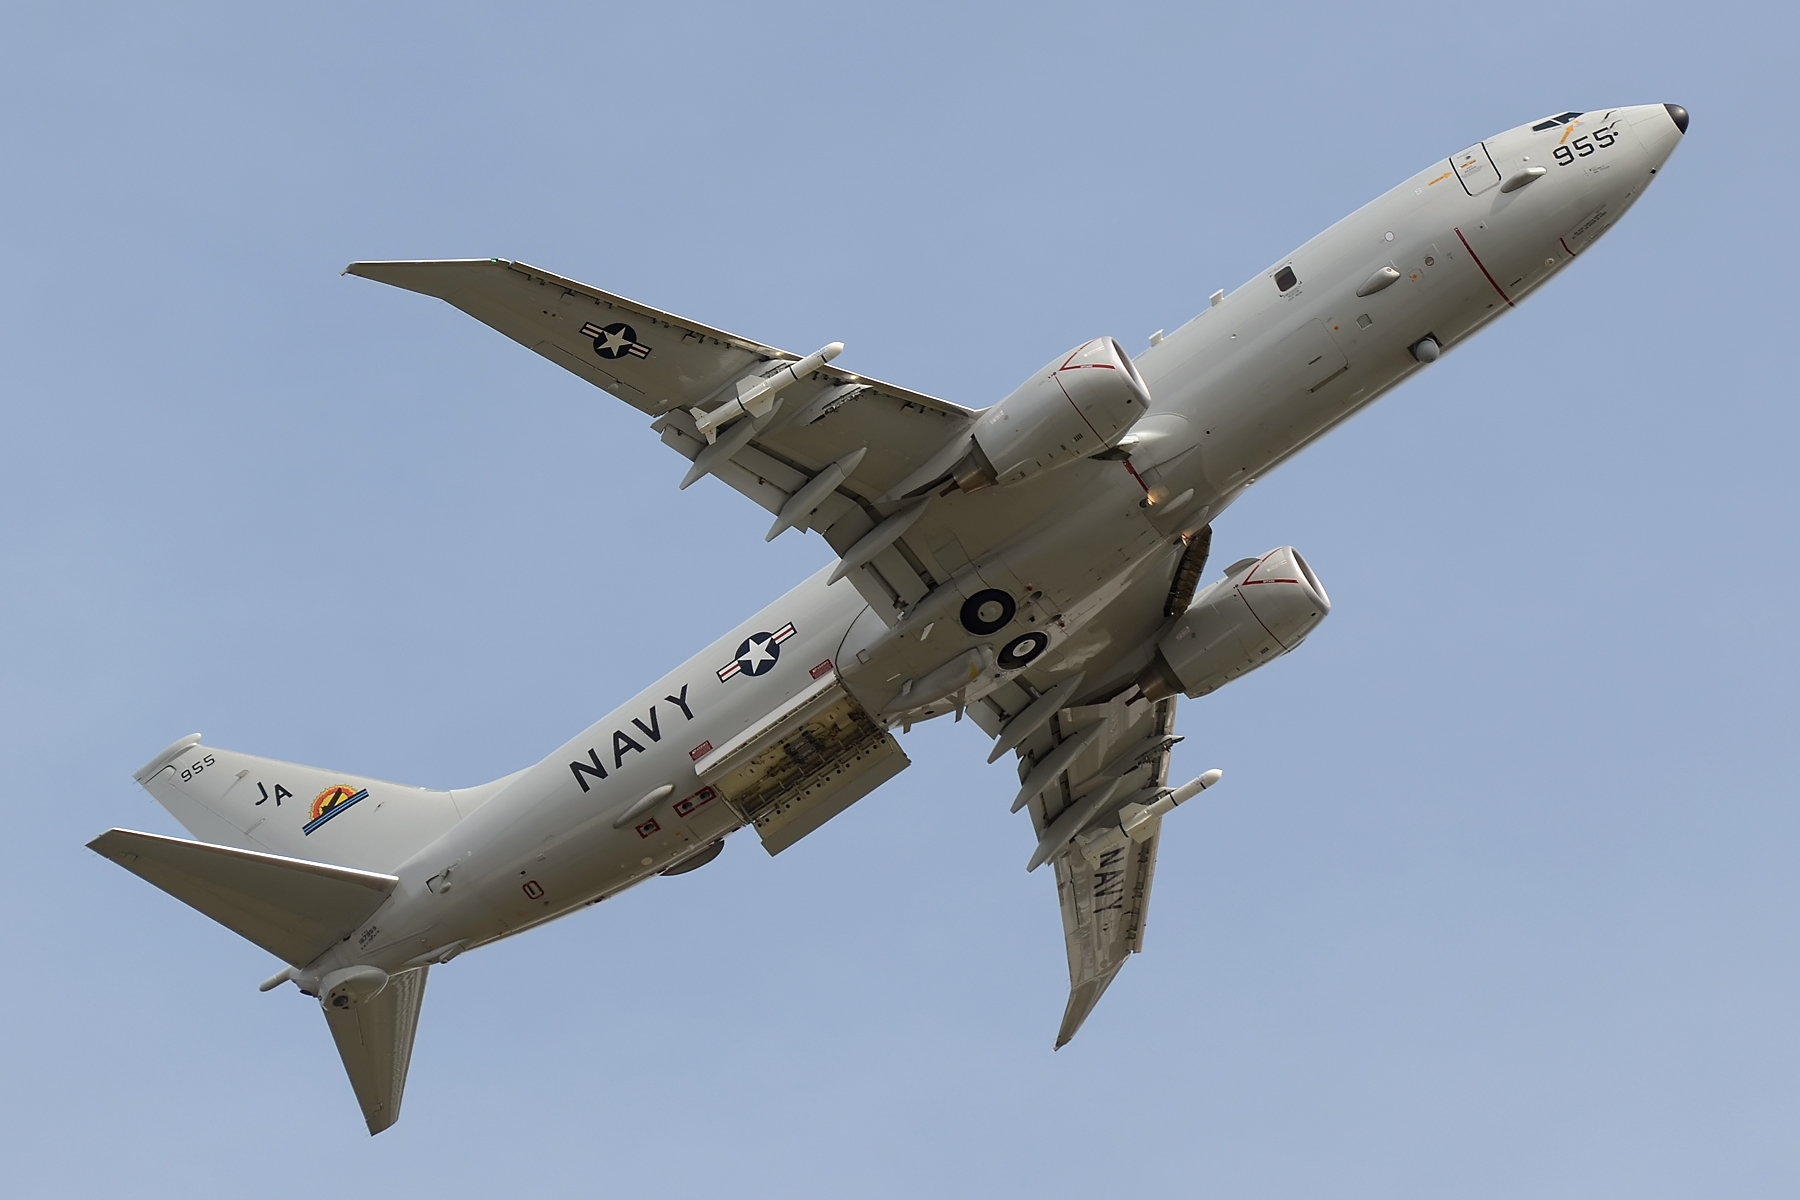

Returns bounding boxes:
[998,689,1184,1046]
[346,259,979,620]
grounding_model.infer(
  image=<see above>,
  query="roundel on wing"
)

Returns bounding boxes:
[592,322,638,359]
[734,632,782,676]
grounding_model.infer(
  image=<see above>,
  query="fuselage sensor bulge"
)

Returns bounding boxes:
[92,104,1688,1133]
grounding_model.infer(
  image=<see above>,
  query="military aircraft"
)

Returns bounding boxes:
[91,103,1688,1133]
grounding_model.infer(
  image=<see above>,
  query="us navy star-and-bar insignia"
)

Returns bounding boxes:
[717,623,796,682]
[579,320,652,360]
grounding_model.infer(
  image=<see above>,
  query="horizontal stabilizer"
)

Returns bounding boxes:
[88,829,397,968]
[326,965,429,1135]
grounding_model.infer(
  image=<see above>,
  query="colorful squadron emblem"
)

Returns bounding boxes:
[304,784,369,835]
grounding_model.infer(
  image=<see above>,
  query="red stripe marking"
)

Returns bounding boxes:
[1455,227,1513,308]
[1059,340,1105,370]
[1235,552,1304,651]
[1053,372,1110,445]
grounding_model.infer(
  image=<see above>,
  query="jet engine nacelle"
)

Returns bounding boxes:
[1138,546,1330,699]
[961,337,1151,488]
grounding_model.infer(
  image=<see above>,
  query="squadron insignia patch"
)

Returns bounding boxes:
[304,784,368,835]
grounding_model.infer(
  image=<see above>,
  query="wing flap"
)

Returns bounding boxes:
[535,341,649,401]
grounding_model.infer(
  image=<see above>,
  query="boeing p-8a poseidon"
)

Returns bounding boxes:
[92,104,1688,1133]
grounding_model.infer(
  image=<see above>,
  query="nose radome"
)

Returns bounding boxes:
[1664,103,1690,134]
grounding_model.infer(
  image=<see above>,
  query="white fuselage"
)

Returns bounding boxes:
[296,104,1684,990]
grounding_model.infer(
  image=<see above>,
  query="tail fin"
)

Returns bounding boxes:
[325,966,429,1134]
[88,828,397,967]
[133,733,518,874]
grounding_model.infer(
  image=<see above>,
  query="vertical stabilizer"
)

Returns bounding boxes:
[324,966,430,1135]
[131,734,521,874]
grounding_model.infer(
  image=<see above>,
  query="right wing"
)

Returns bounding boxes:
[347,259,979,620]
[999,689,1183,1046]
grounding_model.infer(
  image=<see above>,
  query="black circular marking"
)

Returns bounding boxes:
[734,632,781,676]
[592,322,638,359]
[998,631,1049,669]
[959,588,1017,636]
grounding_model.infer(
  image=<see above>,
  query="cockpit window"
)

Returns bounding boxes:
[1273,265,1298,292]
[1531,111,1586,131]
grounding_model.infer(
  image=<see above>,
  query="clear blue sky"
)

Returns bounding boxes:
[3,2,1793,1195]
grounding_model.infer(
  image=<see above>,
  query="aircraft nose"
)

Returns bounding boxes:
[1664,103,1690,134]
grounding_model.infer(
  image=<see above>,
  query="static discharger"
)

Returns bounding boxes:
[693,342,844,443]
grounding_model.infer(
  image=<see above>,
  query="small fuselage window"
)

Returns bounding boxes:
[1274,265,1298,292]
